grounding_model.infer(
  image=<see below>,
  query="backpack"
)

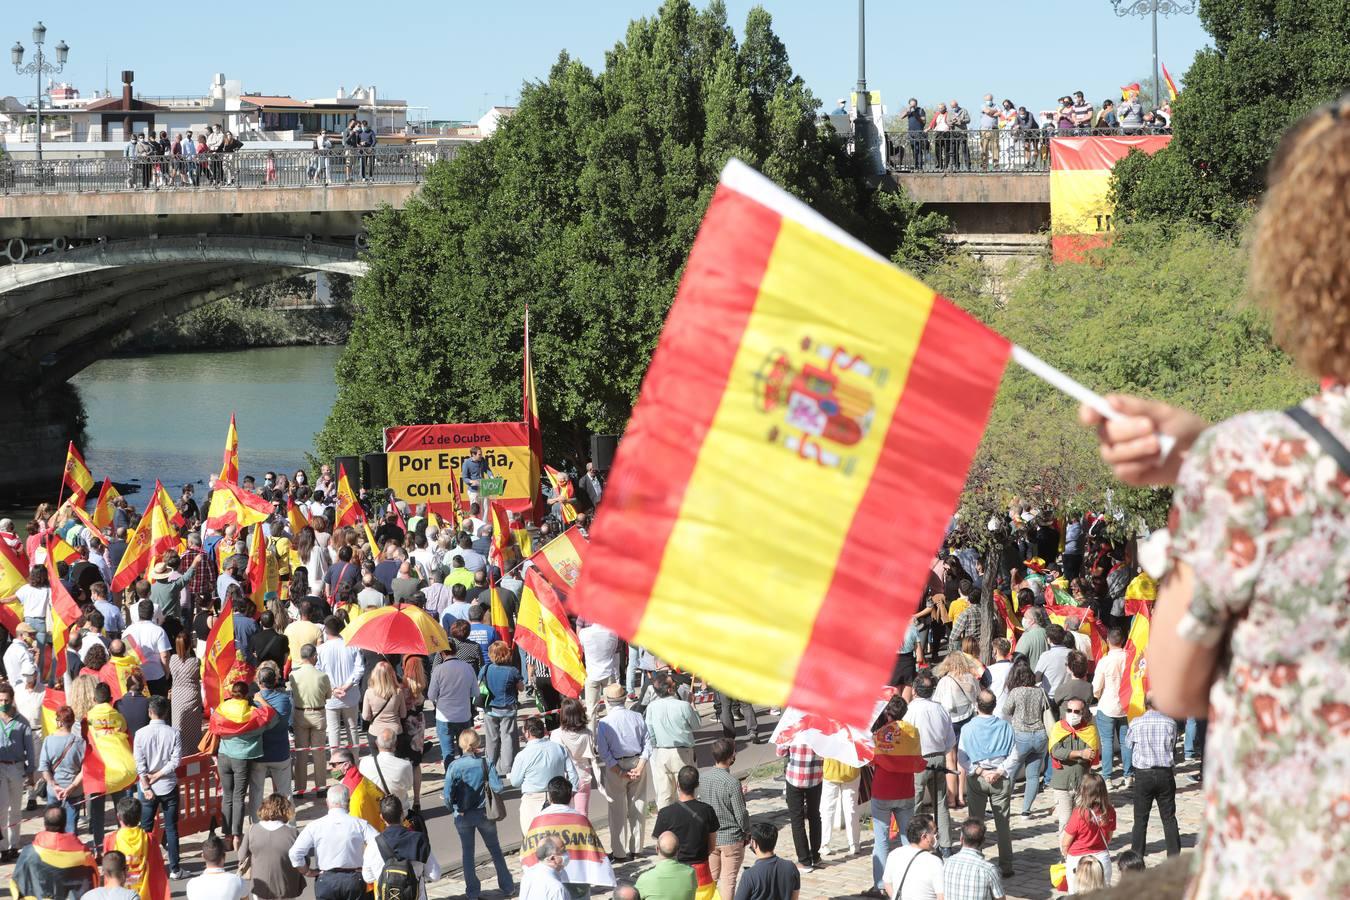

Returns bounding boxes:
[374,835,420,900]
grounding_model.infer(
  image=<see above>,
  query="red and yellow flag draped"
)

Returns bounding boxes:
[219,413,239,485]
[61,442,95,507]
[569,161,1010,726]
[245,525,271,612]
[69,504,101,538]
[205,477,272,531]
[82,702,137,794]
[514,570,586,698]
[487,500,512,570]
[488,587,513,649]
[1121,604,1151,721]
[0,541,24,600]
[529,529,587,598]
[111,518,153,592]
[202,599,239,710]
[104,826,170,900]
[92,478,123,531]
[1162,63,1179,102]
[209,697,276,737]
[543,465,577,524]
[45,546,83,682]
[45,535,81,567]
[334,464,362,528]
[287,498,308,536]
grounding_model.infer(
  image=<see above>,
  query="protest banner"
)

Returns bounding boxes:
[384,422,535,517]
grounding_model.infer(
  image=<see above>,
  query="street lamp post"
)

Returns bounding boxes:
[853,0,879,176]
[11,21,70,165]
[1111,0,1194,108]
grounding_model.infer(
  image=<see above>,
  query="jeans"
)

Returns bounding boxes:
[784,782,822,866]
[483,712,518,776]
[1131,767,1181,857]
[625,647,641,693]
[1013,730,1048,813]
[140,790,180,870]
[25,617,52,683]
[218,754,253,836]
[716,693,759,742]
[869,797,913,889]
[314,870,365,900]
[88,789,126,847]
[247,760,292,821]
[436,718,472,765]
[967,772,1013,870]
[455,808,515,899]
[1096,711,1133,779]
[1184,718,1208,760]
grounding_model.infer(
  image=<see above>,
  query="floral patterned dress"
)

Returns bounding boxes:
[1169,387,1350,899]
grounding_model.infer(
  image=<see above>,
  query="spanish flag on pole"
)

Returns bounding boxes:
[569,161,1010,726]
[245,524,270,613]
[1162,62,1179,102]
[62,442,94,507]
[45,535,81,567]
[1121,603,1151,721]
[529,528,587,598]
[92,478,123,531]
[46,545,83,682]
[334,463,362,528]
[111,518,153,593]
[202,599,238,710]
[524,308,544,522]
[514,570,586,699]
[287,497,309,536]
[151,480,185,529]
[219,413,239,485]
[205,477,272,531]
[82,701,137,794]
[486,499,513,571]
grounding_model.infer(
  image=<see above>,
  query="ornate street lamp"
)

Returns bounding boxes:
[12,21,70,164]
[853,0,882,176]
[1111,0,1194,109]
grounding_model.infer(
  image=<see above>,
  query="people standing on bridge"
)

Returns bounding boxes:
[901,98,927,170]
[358,120,376,181]
[1071,91,1094,135]
[206,125,225,184]
[312,132,333,184]
[927,104,951,170]
[979,95,1000,170]
[343,120,360,182]
[181,131,199,186]
[948,100,971,171]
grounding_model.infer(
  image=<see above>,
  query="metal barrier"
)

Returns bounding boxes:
[148,752,221,841]
[883,126,1172,174]
[0,144,461,195]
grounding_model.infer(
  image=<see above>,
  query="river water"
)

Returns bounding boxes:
[69,345,341,502]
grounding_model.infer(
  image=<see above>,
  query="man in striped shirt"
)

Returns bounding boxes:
[1071,91,1095,134]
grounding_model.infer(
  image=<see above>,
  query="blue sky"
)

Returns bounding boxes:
[5,1,1212,122]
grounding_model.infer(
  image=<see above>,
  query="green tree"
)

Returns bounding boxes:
[927,222,1312,546]
[318,0,946,463]
[1112,0,1350,229]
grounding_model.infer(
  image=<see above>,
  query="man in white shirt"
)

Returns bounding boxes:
[1092,626,1132,784]
[902,672,955,852]
[123,600,172,695]
[288,784,377,900]
[358,729,415,810]
[986,638,1014,720]
[577,620,620,720]
[882,813,944,900]
[316,617,364,754]
[518,836,569,900]
[186,836,248,900]
[3,625,35,686]
[1033,624,1072,703]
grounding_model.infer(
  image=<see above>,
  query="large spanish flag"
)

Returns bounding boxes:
[529,529,587,598]
[569,161,1009,726]
[202,599,239,710]
[1121,603,1151,722]
[82,702,137,794]
[205,477,273,531]
[150,480,186,529]
[514,570,585,699]
[219,413,240,485]
[334,464,362,528]
[1049,135,1171,262]
[61,442,95,507]
[110,517,153,592]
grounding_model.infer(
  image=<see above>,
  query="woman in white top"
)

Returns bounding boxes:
[549,698,600,819]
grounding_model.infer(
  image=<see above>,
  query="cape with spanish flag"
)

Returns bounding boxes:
[1048,718,1101,769]
[569,160,1010,727]
[103,826,170,900]
[1121,603,1151,721]
[81,701,137,794]
[208,697,277,737]
[10,829,96,900]
[513,570,585,699]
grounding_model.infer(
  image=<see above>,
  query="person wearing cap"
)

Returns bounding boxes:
[149,552,201,624]
[596,682,653,861]
[0,682,36,862]
[3,624,37,686]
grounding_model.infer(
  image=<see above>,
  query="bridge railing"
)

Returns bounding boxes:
[883,126,1172,174]
[0,144,462,195]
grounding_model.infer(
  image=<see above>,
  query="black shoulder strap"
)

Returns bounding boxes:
[376,833,394,863]
[1286,406,1350,477]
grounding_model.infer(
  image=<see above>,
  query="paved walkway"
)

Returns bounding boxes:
[0,701,1206,900]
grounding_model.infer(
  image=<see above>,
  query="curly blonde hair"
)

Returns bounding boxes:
[1251,96,1350,379]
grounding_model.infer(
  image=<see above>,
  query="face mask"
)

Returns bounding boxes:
[1066,711,1083,726]
[558,852,571,868]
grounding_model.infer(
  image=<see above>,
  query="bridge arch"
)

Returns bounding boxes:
[0,235,367,390]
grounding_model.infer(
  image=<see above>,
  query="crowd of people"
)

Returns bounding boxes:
[829,90,1175,171]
